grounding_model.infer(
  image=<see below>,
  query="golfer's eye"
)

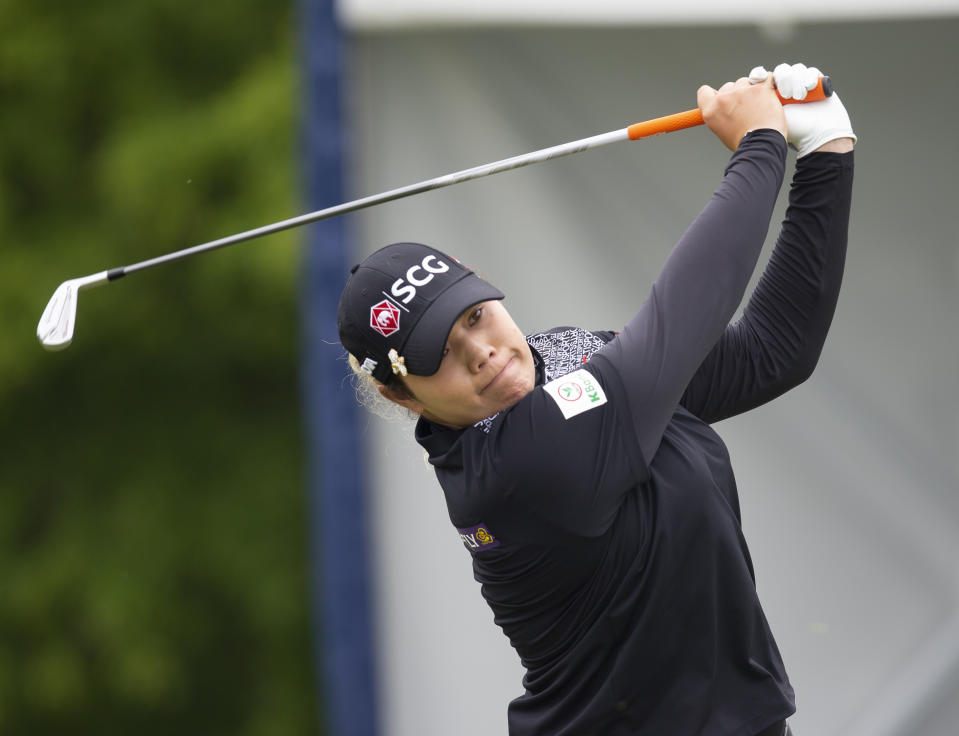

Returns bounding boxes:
[468,306,483,326]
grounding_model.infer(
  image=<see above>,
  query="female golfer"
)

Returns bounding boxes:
[337,63,855,736]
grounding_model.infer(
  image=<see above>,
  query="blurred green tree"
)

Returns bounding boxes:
[0,1,318,734]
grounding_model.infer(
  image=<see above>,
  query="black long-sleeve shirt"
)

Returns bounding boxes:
[416,130,855,735]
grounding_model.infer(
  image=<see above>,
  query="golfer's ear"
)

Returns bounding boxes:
[378,384,424,415]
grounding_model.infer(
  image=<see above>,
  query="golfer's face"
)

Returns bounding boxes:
[402,300,535,429]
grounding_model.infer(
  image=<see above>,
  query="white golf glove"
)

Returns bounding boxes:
[749,63,856,157]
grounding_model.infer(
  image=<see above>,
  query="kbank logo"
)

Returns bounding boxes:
[543,368,608,420]
[557,382,582,402]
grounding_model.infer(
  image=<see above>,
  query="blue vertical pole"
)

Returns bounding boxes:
[299,2,377,734]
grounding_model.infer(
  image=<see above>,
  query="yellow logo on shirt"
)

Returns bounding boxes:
[457,524,500,551]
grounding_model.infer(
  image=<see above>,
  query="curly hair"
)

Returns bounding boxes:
[346,353,418,422]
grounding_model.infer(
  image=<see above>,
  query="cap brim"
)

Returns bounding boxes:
[401,273,504,376]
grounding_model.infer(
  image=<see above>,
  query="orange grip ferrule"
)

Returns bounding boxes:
[626,75,832,141]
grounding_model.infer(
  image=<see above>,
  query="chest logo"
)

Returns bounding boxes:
[543,368,607,420]
[457,524,500,552]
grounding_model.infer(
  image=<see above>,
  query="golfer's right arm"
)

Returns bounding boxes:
[492,79,788,533]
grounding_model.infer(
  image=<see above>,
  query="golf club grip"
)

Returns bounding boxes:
[627,75,833,141]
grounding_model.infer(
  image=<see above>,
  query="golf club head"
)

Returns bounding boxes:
[37,280,81,351]
[36,272,109,351]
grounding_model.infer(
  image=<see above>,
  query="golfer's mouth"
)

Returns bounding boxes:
[481,357,514,394]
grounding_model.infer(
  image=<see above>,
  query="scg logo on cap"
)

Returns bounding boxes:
[390,255,450,304]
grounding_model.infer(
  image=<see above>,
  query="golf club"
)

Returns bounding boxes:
[37,77,831,351]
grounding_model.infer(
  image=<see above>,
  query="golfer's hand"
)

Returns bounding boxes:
[750,63,856,156]
[697,76,787,152]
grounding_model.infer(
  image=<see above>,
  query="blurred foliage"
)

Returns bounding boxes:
[0,1,319,734]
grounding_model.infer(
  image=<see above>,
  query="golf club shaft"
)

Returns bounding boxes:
[113,130,628,280]
[101,77,832,284]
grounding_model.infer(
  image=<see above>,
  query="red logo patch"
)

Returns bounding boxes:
[370,300,400,337]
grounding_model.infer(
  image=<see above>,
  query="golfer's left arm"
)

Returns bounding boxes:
[683,69,856,422]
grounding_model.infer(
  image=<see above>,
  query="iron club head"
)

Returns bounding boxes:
[36,272,109,351]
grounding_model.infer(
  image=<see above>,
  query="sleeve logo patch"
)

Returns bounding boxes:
[457,524,500,552]
[543,368,607,420]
